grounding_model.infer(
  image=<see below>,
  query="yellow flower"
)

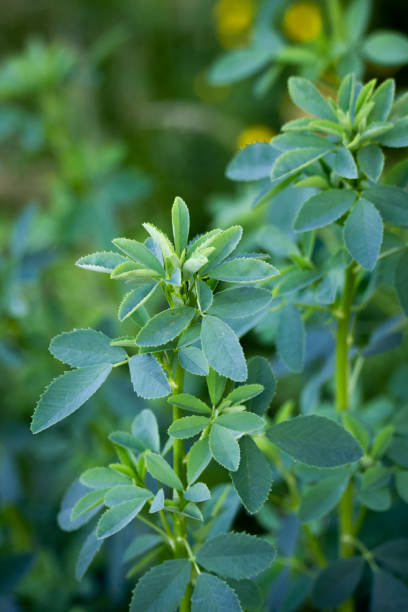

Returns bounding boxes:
[282,2,323,43]
[214,0,255,48]
[237,124,275,149]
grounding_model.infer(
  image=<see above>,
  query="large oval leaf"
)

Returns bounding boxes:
[201,316,247,382]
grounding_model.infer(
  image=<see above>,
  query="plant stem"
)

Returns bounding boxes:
[336,265,356,612]
[304,525,327,567]
[326,0,343,42]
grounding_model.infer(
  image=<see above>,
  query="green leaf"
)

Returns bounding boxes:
[363,185,408,227]
[124,534,163,563]
[196,532,275,579]
[177,323,201,348]
[267,415,363,467]
[185,482,211,502]
[231,436,272,514]
[373,539,408,578]
[118,284,157,322]
[187,438,212,485]
[208,287,272,320]
[210,424,240,471]
[368,79,395,122]
[363,31,408,66]
[215,412,264,433]
[129,559,191,612]
[145,452,183,490]
[75,251,126,273]
[129,354,171,399]
[344,0,371,42]
[142,223,175,260]
[201,316,247,382]
[171,196,190,256]
[136,307,195,347]
[111,260,161,283]
[196,278,213,313]
[131,409,160,452]
[209,47,277,85]
[226,579,261,611]
[112,238,165,276]
[192,573,242,612]
[288,77,337,121]
[31,364,112,434]
[273,132,332,151]
[276,305,304,373]
[294,189,356,232]
[378,117,408,147]
[208,258,279,284]
[49,328,126,368]
[71,489,108,521]
[206,368,227,406]
[387,434,408,467]
[357,145,384,181]
[246,356,276,416]
[199,226,243,273]
[344,198,383,270]
[80,467,131,489]
[273,269,321,295]
[299,472,350,522]
[168,416,210,439]
[226,143,279,181]
[149,489,165,513]
[179,346,209,376]
[168,393,211,415]
[396,470,408,503]
[104,485,153,507]
[371,570,408,612]
[180,502,203,521]
[338,73,355,113]
[342,413,370,453]
[332,147,358,179]
[271,147,331,181]
[96,498,146,539]
[75,528,103,580]
[358,486,391,511]
[312,558,364,610]
[225,384,264,405]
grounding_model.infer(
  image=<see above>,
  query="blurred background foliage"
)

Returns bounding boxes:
[1,1,408,610]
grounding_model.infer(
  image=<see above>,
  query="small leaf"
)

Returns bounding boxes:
[113,238,165,276]
[312,558,364,609]
[118,284,157,321]
[75,528,103,580]
[131,409,160,452]
[199,226,243,274]
[136,307,195,347]
[246,356,276,416]
[364,185,408,228]
[129,354,171,399]
[196,532,275,579]
[276,305,305,373]
[267,415,363,467]
[209,287,272,320]
[179,346,209,377]
[80,467,131,489]
[96,498,146,539]
[71,489,107,521]
[368,79,395,122]
[75,251,126,273]
[149,489,165,513]
[208,258,279,283]
[271,147,331,181]
[192,573,242,612]
[373,539,408,578]
[378,117,408,148]
[206,368,227,406]
[288,77,337,121]
[168,394,212,415]
[294,189,356,232]
[225,384,264,405]
[109,431,147,453]
[215,412,264,433]
[363,31,408,66]
[172,196,190,256]
[299,473,350,522]
[231,436,272,514]
[129,559,191,612]
[209,47,278,86]
[168,416,210,439]
[181,502,203,521]
[338,73,355,112]
[344,198,383,270]
[49,329,127,367]
[357,145,384,181]
[31,364,112,434]
[201,316,247,382]
[196,278,213,312]
[145,452,183,490]
[395,253,408,316]
[185,482,211,502]
[226,143,279,181]
[142,223,175,259]
[104,485,153,507]
[187,438,212,485]
[332,147,358,179]
[371,570,408,612]
[210,424,240,472]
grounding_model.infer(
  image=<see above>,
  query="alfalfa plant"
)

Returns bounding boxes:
[31,194,366,610]
[227,73,408,610]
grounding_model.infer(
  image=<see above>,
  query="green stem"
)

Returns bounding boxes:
[304,525,327,567]
[336,265,357,612]
[326,0,343,42]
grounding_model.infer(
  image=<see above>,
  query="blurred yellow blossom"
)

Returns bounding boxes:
[214,0,255,48]
[282,2,323,43]
[237,124,275,149]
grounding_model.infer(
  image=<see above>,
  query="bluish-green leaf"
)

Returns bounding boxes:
[49,328,126,368]
[312,558,364,609]
[368,79,395,122]
[31,363,112,433]
[71,489,107,521]
[149,489,165,513]
[192,573,242,612]
[371,570,408,612]
[129,354,171,399]
[124,534,163,563]
[363,185,408,227]
[75,528,103,580]
[210,424,240,471]
[104,485,153,507]
[112,238,165,276]
[396,470,408,503]
[231,436,272,514]
[196,532,275,579]
[167,393,211,415]
[332,147,358,179]
[363,31,408,66]
[357,145,384,181]
[267,415,363,467]
[215,412,264,433]
[179,346,209,376]
[201,316,247,382]
[226,143,279,181]
[131,409,160,452]
[294,189,356,232]
[136,307,195,347]
[172,196,190,256]
[337,73,355,112]
[246,356,276,416]
[199,226,243,273]
[185,482,211,502]
[80,467,131,489]
[75,251,126,273]
[187,438,212,485]
[118,284,157,321]
[225,384,264,405]
[145,452,183,490]
[209,47,277,85]
[129,559,191,612]
[344,198,383,270]
[168,416,210,439]
[208,287,272,319]
[288,77,337,121]
[299,472,350,522]
[271,147,332,181]
[96,498,147,539]
[276,305,304,373]
[378,117,408,147]
[208,258,278,284]
[196,278,213,312]
[373,539,408,578]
